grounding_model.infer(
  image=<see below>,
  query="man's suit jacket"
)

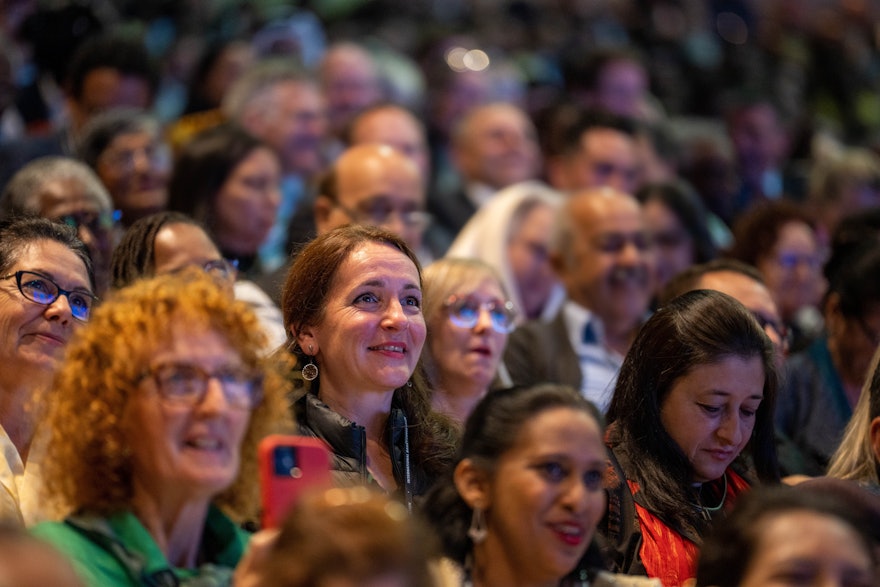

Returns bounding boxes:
[502,309,581,391]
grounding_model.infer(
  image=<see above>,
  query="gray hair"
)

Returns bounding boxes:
[222,58,315,122]
[0,156,112,219]
[76,108,161,170]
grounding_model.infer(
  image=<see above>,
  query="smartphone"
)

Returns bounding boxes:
[258,435,333,528]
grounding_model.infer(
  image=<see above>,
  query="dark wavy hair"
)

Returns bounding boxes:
[281,224,455,479]
[606,289,778,539]
[421,383,601,564]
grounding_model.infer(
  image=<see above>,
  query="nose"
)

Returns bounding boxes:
[473,307,493,334]
[559,476,591,515]
[716,412,744,447]
[381,298,410,331]
[618,239,642,265]
[132,148,152,174]
[197,378,231,414]
[44,293,74,325]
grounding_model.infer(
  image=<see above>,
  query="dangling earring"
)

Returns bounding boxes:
[301,344,318,381]
[467,506,487,544]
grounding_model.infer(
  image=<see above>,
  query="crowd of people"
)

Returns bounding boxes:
[2,1,880,586]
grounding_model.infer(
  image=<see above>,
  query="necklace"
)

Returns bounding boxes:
[692,473,727,521]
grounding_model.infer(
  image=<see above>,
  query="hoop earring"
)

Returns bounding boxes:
[302,345,318,381]
[467,506,487,544]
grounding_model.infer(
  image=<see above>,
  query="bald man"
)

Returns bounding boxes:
[314,144,428,257]
[503,188,656,412]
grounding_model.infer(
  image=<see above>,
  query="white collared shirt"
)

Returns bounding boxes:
[0,424,24,526]
[563,301,624,413]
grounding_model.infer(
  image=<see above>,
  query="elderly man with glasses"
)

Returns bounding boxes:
[0,216,95,525]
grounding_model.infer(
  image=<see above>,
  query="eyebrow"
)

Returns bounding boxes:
[26,269,93,294]
[359,278,421,292]
[704,390,764,402]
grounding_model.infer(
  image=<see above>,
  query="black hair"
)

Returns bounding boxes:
[421,383,601,564]
[635,180,717,265]
[65,33,159,101]
[109,211,206,289]
[696,484,876,587]
[606,289,778,540]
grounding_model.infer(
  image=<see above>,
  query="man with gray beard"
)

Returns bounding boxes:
[503,187,655,413]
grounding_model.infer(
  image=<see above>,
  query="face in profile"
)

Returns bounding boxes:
[429,276,510,391]
[507,202,558,319]
[0,240,93,375]
[125,323,254,499]
[660,355,765,483]
[213,146,282,256]
[738,509,874,587]
[152,222,236,294]
[465,407,606,585]
[297,241,426,396]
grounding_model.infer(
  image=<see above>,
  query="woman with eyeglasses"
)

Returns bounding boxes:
[0,216,95,526]
[281,224,457,509]
[31,270,291,585]
[420,257,516,424]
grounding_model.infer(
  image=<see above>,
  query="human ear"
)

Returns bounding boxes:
[453,458,491,510]
[313,196,334,233]
[295,327,318,357]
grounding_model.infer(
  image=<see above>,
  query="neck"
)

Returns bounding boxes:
[471,543,556,587]
[432,379,486,424]
[0,380,43,462]
[130,486,211,569]
[603,320,638,356]
[318,385,395,441]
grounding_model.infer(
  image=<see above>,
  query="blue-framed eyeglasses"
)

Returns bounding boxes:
[140,362,263,410]
[444,295,517,334]
[1,270,97,321]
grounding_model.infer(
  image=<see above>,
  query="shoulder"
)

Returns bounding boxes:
[32,519,133,586]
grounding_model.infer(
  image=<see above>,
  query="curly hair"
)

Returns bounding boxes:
[39,269,293,522]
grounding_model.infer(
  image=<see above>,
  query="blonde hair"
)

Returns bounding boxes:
[420,257,510,388]
[826,346,880,485]
[40,269,293,521]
